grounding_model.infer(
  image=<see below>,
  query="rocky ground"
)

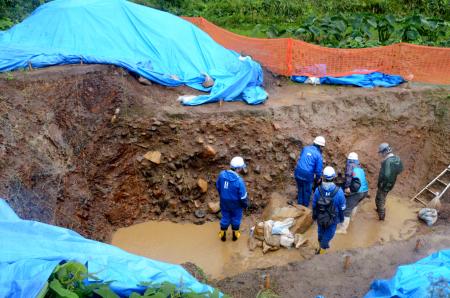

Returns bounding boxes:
[0,64,448,246]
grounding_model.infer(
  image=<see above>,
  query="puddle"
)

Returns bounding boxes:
[310,196,420,252]
[112,194,420,279]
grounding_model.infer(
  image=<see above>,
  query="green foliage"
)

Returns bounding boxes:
[256,289,280,298]
[40,261,226,298]
[1,0,449,48]
[258,13,449,48]
[0,17,12,30]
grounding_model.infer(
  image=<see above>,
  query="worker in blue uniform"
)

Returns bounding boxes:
[294,136,325,207]
[216,156,248,242]
[312,166,346,254]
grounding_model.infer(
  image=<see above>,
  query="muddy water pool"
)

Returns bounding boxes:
[112,195,420,279]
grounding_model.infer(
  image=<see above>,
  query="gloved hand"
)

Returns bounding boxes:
[240,198,249,209]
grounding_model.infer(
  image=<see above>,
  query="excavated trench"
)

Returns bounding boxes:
[0,65,449,256]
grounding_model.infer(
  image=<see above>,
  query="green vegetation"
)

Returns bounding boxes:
[38,261,225,298]
[0,0,50,30]
[1,0,449,48]
[135,0,449,48]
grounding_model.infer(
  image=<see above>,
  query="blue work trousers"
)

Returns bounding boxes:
[318,224,337,249]
[220,208,243,231]
[296,178,313,207]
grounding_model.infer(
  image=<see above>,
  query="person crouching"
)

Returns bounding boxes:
[216,156,248,242]
[312,166,346,254]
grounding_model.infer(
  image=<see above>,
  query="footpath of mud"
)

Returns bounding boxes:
[0,65,449,242]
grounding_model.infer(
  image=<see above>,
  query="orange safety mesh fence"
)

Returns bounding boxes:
[183,17,450,85]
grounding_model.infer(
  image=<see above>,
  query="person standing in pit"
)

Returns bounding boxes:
[294,136,325,207]
[216,156,248,242]
[336,152,369,234]
[376,143,403,220]
[312,166,346,254]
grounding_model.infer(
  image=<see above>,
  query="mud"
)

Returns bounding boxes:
[112,193,420,279]
[216,225,450,298]
[0,64,449,245]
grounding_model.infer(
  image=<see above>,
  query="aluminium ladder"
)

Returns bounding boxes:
[411,165,450,206]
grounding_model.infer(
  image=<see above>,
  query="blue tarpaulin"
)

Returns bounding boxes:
[365,249,450,298]
[0,0,267,106]
[291,72,405,88]
[0,199,217,297]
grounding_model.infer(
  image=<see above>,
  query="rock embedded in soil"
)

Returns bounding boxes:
[143,151,161,164]
[197,178,208,193]
[202,145,217,158]
[194,209,206,218]
[180,196,190,203]
[168,199,178,209]
[196,137,204,144]
[254,165,261,174]
[289,152,297,161]
[263,174,273,182]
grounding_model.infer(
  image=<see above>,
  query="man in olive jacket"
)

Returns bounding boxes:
[376,143,403,220]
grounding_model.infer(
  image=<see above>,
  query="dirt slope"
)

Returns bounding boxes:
[0,65,448,242]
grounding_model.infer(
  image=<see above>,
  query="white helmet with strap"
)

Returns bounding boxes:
[313,136,325,147]
[230,156,246,169]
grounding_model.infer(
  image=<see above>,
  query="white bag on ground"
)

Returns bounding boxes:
[272,218,295,235]
[418,208,438,226]
[280,234,295,248]
[264,220,280,247]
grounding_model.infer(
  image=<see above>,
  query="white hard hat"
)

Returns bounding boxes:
[230,156,246,169]
[378,143,392,154]
[347,152,359,160]
[323,166,336,180]
[313,136,325,147]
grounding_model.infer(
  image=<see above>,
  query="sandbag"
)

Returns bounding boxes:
[418,208,438,226]
[264,221,280,247]
[272,218,295,235]
[280,234,295,248]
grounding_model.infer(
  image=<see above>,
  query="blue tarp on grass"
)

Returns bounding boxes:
[292,72,405,88]
[0,0,267,106]
[365,249,450,298]
[0,199,217,297]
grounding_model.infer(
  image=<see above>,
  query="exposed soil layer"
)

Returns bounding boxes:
[0,65,449,243]
[215,225,450,298]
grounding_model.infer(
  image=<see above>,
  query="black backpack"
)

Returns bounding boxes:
[350,177,361,193]
[316,186,340,228]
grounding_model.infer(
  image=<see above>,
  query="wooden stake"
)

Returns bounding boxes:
[414,239,422,252]
[28,61,33,71]
[264,273,271,289]
[343,255,351,272]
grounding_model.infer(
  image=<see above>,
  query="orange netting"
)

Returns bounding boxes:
[184,17,450,85]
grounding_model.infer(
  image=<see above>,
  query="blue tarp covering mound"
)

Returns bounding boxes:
[0,0,267,106]
[291,72,405,88]
[0,199,217,297]
[365,249,450,298]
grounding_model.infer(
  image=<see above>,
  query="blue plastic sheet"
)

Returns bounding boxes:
[0,0,267,106]
[365,249,450,298]
[291,72,405,88]
[0,199,217,297]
